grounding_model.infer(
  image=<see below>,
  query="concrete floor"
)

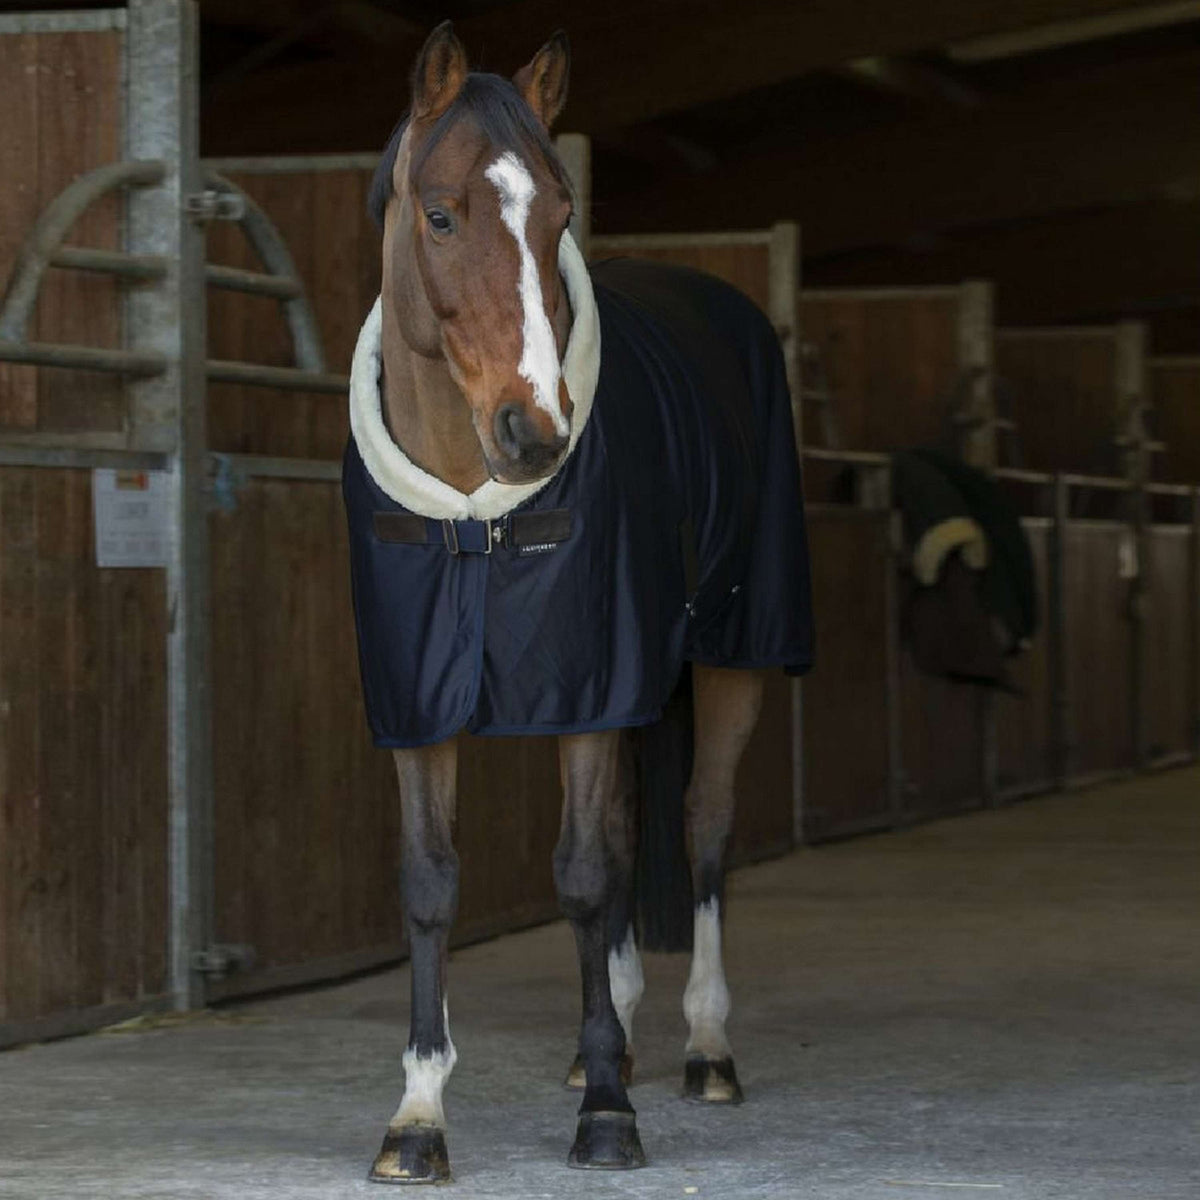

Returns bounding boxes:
[2,770,1198,1200]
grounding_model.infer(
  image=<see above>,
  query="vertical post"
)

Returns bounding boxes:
[1049,474,1070,789]
[1190,488,1200,759]
[768,221,802,452]
[956,282,1000,804]
[883,472,906,826]
[554,132,590,260]
[956,280,996,471]
[766,220,805,845]
[1115,321,1149,769]
[126,0,212,1010]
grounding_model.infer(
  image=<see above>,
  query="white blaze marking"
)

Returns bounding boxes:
[683,898,732,1059]
[484,151,569,438]
[391,999,457,1129]
[608,925,645,1045]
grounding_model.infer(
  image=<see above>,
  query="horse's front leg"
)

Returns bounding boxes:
[555,731,646,1169]
[369,739,459,1185]
[565,731,641,1090]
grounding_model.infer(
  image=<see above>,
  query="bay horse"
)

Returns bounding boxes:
[343,20,813,1182]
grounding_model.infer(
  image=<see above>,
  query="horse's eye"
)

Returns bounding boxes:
[426,209,453,235]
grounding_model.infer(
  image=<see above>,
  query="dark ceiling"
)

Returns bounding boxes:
[8,0,1199,346]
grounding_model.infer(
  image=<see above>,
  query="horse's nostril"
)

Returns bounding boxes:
[493,403,521,458]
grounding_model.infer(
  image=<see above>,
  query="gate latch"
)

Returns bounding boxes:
[185,190,245,223]
[191,943,256,980]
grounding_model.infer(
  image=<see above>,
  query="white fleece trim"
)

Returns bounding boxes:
[349,230,600,520]
[912,516,989,586]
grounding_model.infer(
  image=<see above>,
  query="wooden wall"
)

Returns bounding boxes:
[1150,358,1200,484]
[800,507,892,841]
[1143,526,1195,764]
[0,28,124,436]
[799,287,963,453]
[995,521,1054,796]
[0,25,169,1046]
[0,468,168,1037]
[996,328,1121,476]
[1063,522,1135,780]
[206,165,379,461]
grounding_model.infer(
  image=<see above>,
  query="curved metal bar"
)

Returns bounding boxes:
[0,159,165,341]
[205,359,347,393]
[0,338,166,377]
[203,170,328,374]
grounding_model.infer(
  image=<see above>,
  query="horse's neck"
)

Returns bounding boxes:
[380,306,491,495]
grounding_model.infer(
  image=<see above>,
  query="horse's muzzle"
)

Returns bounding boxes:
[492,402,569,481]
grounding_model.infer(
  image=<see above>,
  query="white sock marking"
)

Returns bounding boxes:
[608,925,644,1045]
[484,152,568,438]
[392,999,457,1129]
[683,898,732,1059]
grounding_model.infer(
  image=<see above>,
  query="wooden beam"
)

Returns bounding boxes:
[592,47,1200,254]
[947,0,1200,60]
[198,0,1182,152]
[803,198,1200,336]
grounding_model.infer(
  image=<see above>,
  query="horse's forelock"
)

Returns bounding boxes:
[368,73,571,230]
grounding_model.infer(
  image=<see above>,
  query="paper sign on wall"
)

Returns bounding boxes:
[93,469,171,568]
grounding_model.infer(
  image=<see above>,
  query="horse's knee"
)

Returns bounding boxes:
[552,842,612,924]
[402,846,460,932]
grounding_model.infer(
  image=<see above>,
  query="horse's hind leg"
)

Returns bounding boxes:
[369,740,459,1185]
[565,732,641,1090]
[681,664,764,1104]
[556,731,646,1169]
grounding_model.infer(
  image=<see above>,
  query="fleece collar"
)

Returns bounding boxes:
[349,231,600,521]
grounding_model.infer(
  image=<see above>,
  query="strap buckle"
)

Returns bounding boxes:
[441,516,504,555]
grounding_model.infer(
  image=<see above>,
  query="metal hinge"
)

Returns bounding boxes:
[191,943,256,980]
[185,190,245,223]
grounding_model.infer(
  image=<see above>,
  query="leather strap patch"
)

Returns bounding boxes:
[510,508,572,548]
[373,511,428,544]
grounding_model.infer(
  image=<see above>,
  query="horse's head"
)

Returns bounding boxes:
[377,22,575,485]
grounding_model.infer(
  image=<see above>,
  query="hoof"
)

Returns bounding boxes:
[563,1051,634,1090]
[567,1110,646,1170]
[368,1125,451,1185]
[682,1055,744,1105]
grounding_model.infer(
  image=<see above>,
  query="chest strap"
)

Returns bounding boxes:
[373,508,572,555]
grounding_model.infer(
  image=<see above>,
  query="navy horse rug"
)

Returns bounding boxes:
[343,237,814,748]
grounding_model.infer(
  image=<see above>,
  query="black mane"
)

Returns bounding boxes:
[367,73,571,229]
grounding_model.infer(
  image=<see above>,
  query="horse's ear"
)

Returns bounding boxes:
[411,20,468,122]
[514,31,570,129]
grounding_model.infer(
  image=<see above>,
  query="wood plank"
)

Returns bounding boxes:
[33,31,124,435]
[800,508,892,840]
[210,479,407,976]
[995,522,1054,795]
[800,290,961,453]
[0,31,40,429]
[900,661,982,820]
[1,469,41,1021]
[1064,523,1134,778]
[1151,362,1200,484]
[1143,528,1192,762]
[997,330,1119,476]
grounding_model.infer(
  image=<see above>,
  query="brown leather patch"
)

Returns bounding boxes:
[373,511,428,544]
